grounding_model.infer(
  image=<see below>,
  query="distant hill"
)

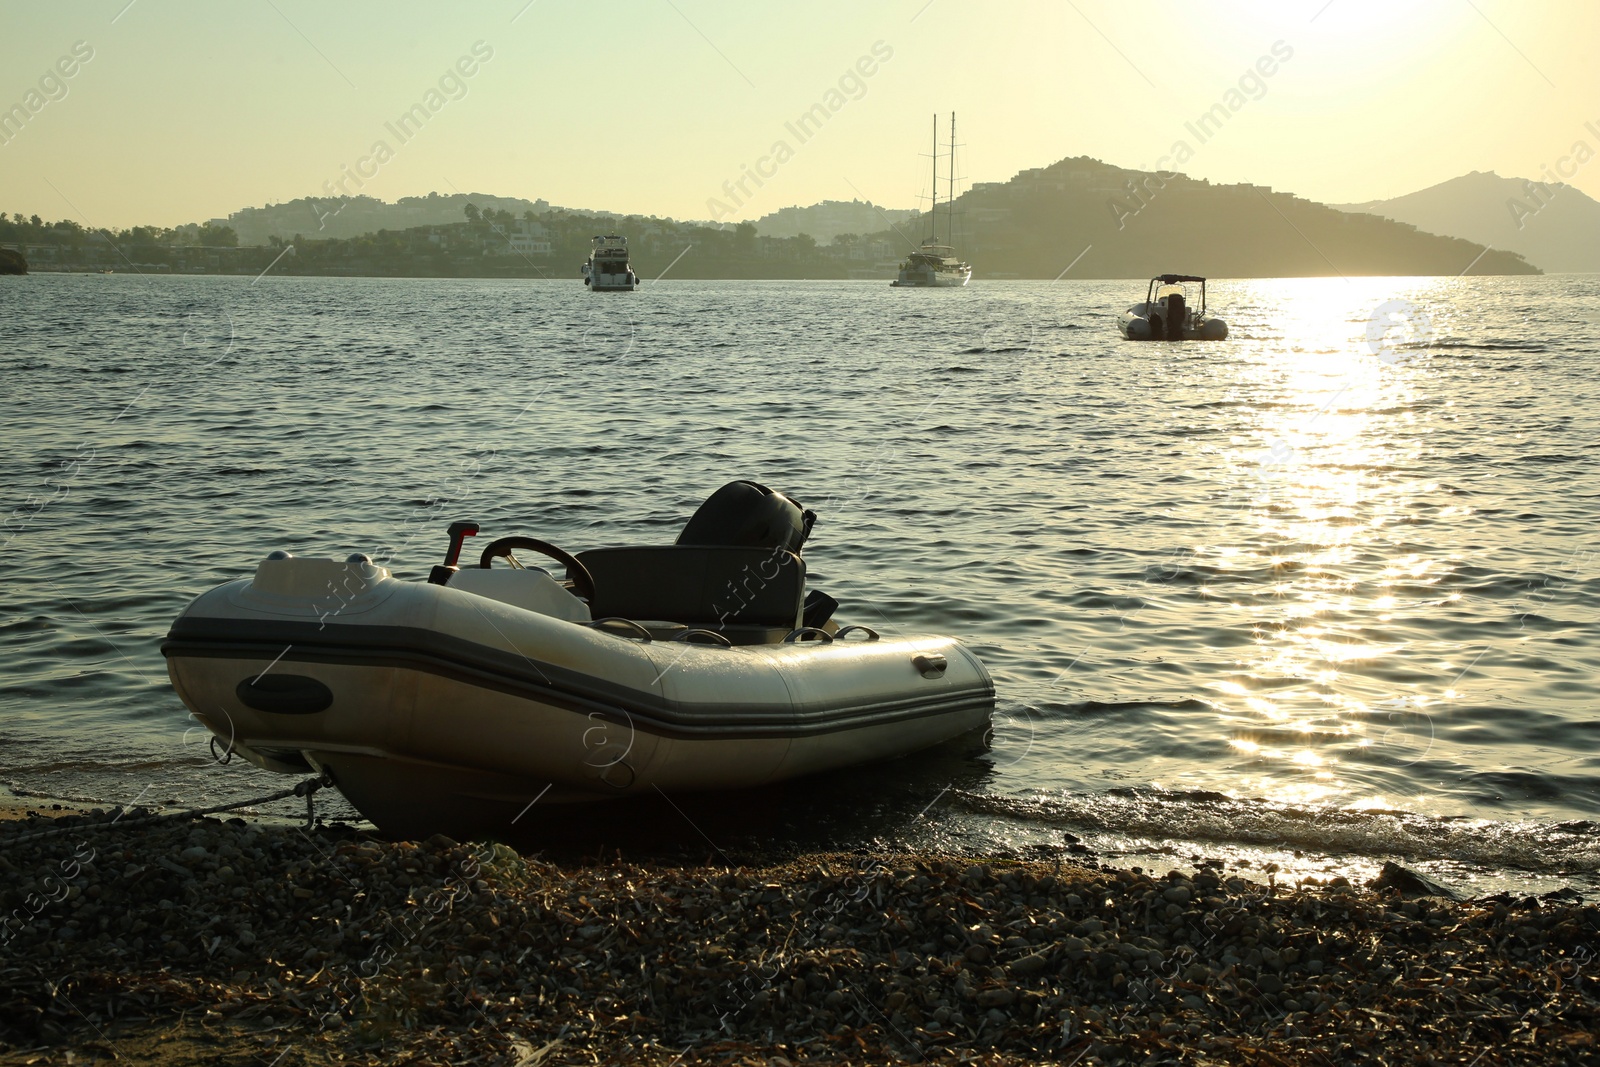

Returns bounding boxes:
[219,192,560,245]
[219,192,919,246]
[165,154,1540,278]
[753,199,918,243]
[1334,171,1600,273]
[930,156,1536,278]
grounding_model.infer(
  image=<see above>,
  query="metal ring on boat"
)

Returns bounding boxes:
[588,617,653,642]
[783,627,835,644]
[834,625,881,642]
[674,629,732,647]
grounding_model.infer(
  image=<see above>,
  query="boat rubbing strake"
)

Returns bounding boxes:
[163,482,994,840]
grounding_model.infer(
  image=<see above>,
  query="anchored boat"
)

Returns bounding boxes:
[581,234,638,291]
[1119,274,1229,340]
[892,242,972,289]
[163,481,994,840]
[892,113,972,288]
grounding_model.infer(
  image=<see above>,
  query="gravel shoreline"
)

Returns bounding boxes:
[1,807,1597,1066]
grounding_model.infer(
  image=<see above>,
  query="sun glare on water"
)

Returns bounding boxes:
[1196,278,1463,814]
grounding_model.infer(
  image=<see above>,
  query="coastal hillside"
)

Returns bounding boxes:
[225,155,1535,278]
[1335,170,1600,274]
[220,192,558,245]
[6,156,1538,279]
[753,199,918,243]
[932,157,1536,278]
[0,206,879,279]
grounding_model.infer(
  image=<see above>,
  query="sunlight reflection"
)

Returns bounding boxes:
[1205,278,1452,813]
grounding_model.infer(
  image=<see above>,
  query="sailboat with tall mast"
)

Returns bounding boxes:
[892,113,973,288]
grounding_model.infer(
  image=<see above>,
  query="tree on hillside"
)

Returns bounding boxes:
[125,225,168,245]
[198,223,238,247]
[464,203,480,223]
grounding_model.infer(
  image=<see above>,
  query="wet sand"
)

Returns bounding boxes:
[1,806,1597,1066]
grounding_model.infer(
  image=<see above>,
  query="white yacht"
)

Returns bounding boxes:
[892,242,972,288]
[892,113,972,288]
[581,235,638,291]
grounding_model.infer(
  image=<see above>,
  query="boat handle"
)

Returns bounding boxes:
[783,627,834,644]
[235,674,333,714]
[588,617,652,642]
[835,625,881,642]
[913,653,948,678]
[674,628,732,647]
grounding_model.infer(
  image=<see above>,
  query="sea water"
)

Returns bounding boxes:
[2,272,1596,893]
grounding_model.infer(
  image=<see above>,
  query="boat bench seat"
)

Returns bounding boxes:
[575,546,806,632]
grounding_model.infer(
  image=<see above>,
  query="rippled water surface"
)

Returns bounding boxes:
[3,273,1597,891]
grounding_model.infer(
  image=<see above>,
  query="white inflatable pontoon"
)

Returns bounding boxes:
[163,482,994,840]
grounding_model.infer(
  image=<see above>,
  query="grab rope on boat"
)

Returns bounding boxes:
[0,771,336,846]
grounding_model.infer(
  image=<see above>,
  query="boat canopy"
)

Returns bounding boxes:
[1154,273,1205,283]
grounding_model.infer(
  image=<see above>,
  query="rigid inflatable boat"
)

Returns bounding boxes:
[1119,274,1229,340]
[163,482,994,840]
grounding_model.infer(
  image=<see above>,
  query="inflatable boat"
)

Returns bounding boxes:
[1119,274,1229,340]
[162,482,994,840]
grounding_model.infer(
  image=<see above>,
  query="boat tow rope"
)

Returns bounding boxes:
[0,771,336,846]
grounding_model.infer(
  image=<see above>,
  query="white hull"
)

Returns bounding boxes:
[891,267,972,288]
[1119,302,1228,341]
[164,557,993,840]
[583,269,636,292]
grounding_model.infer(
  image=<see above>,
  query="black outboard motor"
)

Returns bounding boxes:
[1165,293,1187,340]
[678,480,813,553]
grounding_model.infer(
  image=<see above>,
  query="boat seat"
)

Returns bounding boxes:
[1166,293,1186,339]
[575,546,806,632]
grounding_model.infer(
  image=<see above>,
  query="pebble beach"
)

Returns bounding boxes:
[2,805,1597,1066]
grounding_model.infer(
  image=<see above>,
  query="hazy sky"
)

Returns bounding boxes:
[3,0,1597,229]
